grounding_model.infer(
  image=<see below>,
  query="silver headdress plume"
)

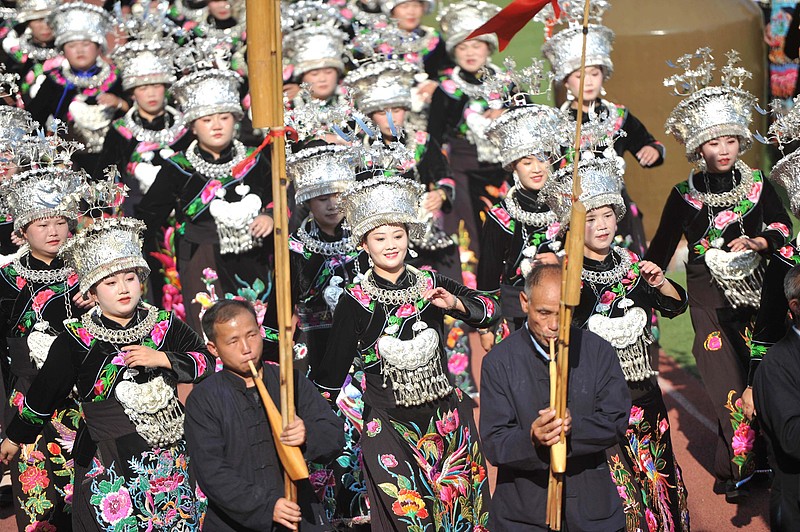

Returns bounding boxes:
[757,97,800,216]
[59,217,150,296]
[541,0,613,82]
[438,0,501,54]
[113,1,181,91]
[49,2,114,51]
[340,175,426,245]
[483,57,571,169]
[664,48,755,162]
[173,43,243,123]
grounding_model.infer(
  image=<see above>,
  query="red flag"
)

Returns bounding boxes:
[466,0,561,52]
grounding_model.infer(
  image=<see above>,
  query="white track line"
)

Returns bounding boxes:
[659,377,718,434]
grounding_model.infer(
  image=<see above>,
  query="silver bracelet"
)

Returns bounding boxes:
[649,278,667,289]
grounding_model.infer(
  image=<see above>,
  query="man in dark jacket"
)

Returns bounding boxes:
[480,264,630,531]
[185,299,344,531]
[754,264,800,531]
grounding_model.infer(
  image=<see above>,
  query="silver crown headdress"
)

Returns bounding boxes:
[345,59,420,115]
[483,57,571,169]
[340,175,425,244]
[172,45,243,122]
[16,0,58,24]
[1,167,86,231]
[287,144,357,204]
[379,0,435,17]
[755,97,800,216]
[284,26,348,77]
[664,48,755,162]
[49,2,115,51]
[541,151,626,227]
[282,0,350,33]
[541,0,613,82]
[59,217,150,296]
[438,0,501,54]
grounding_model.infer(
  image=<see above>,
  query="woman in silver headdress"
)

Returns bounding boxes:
[186,0,246,58]
[311,176,499,531]
[381,0,450,81]
[543,155,690,532]
[24,2,126,173]
[477,83,570,351]
[0,0,61,96]
[0,216,214,531]
[541,1,665,258]
[427,0,506,258]
[0,162,93,530]
[647,48,792,503]
[137,67,273,333]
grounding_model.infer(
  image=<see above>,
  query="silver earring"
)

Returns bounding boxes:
[368,255,374,268]
[512,171,522,189]
[694,157,707,172]
[566,88,575,101]
[600,87,607,97]
[408,248,418,258]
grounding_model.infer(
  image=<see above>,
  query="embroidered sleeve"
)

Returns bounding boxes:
[436,273,501,328]
[161,314,215,384]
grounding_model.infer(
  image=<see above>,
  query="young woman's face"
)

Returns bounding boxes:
[584,206,617,257]
[453,40,491,73]
[307,193,343,233]
[132,84,167,117]
[28,18,54,44]
[370,107,407,139]
[22,217,70,259]
[207,0,234,20]
[90,269,142,320]
[564,65,604,102]
[699,136,740,173]
[301,67,339,101]
[392,1,425,31]
[62,40,100,71]
[513,156,551,191]
[192,112,236,153]
[362,224,408,273]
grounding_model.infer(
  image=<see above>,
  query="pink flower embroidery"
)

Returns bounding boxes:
[780,245,795,259]
[683,193,703,210]
[629,405,644,425]
[435,409,459,435]
[599,291,615,306]
[659,418,669,434]
[189,352,208,376]
[478,295,495,316]
[100,487,133,524]
[136,142,161,154]
[11,392,24,413]
[288,239,305,254]
[546,222,561,240]
[746,180,763,202]
[350,285,372,307]
[76,327,93,346]
[31,289,55,312]
[200,180,223,204]
[202,268,218,282]
[767,222,791,238]
[94,380,105,396]
[380,454,398,468]
[447,352,469,375]
[111,354,126,366]
[732,422,755,456]
[15,276,26,290]
[616,485,628,500]
[491,206,511,227]
[67,272,79,287]
[713,210,739,229]
[704,331,723,351]
[150,320,169,345]
[441,79,457,94]
[461,270,476,289]
[396,304,416,318]
[645,508,658,532]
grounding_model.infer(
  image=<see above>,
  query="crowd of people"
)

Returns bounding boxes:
[0,0,798,530]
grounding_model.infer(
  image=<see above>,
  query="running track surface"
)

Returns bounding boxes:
[0,351,770,531]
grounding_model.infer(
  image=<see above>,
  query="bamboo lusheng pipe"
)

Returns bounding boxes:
[546,0,590,529]
[245,0,298,502]
[247,360,310,482]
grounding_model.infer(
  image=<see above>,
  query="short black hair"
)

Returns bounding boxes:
[524,263,562,298]
[201,299,258,342]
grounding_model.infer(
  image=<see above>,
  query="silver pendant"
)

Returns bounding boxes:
[385,324,400,335]
[412,320,428,332]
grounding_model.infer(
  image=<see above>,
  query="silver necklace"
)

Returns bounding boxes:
[197,18,246,41]
[186,139,247,179]
[504,187,558,227]
[688,160,754,207]
[121,106,185,145]
[450,65,498,99]
[60,60,112,90]
[81,304,159,345]
[17,32,59,63]
[12,250,72,285]
[581,247,633,286]
[296,216,353,256]
[360,265,428,306]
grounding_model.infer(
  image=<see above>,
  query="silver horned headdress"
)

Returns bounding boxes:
[49,2,114,51]
[664,48,755,162]
[59,217,150,296]
[340,175,425,244]
[438,0,501,54]
[287,144,357,204]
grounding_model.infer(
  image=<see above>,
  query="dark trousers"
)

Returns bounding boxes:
[770,471,800,531]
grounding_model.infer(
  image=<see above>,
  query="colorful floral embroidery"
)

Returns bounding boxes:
[704,331,723,351]
[444,317,476,396]
[726,390,756,480]
[365,418,382,438]
[609,453,642,531]
[179,149,258,219]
